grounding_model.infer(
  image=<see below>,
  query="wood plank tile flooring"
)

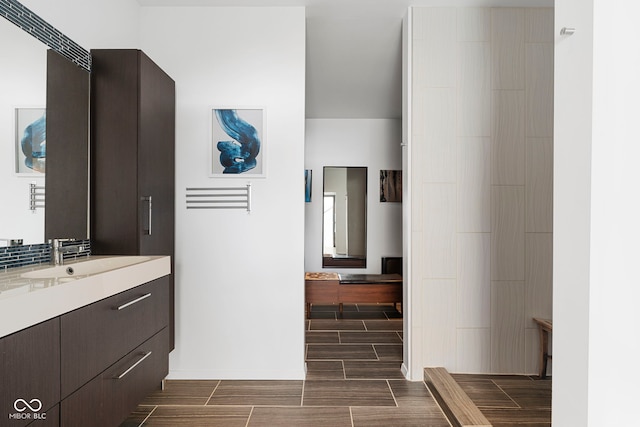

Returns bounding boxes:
[452,374,552,426]
[121,304,551,426]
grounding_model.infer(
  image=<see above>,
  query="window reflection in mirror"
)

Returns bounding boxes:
[322,166,366,268]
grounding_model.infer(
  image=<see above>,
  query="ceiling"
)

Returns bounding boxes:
[137,0,552,119]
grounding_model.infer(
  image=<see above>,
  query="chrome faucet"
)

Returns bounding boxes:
[50,239,85,265]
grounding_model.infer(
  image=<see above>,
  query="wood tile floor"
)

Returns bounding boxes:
[121,304,551,426]
[452,374,552,426]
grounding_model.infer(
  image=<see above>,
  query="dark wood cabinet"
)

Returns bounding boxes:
[45,50,90,241]
[60,276,170,398]
[57,277,170,427]
[60,328,168,427]
[90,49,176,349]
[0,318,60,427]
[0,275,170,427]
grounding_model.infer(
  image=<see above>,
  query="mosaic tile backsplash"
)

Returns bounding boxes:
[0,240,91,271]
[0,0,91,71]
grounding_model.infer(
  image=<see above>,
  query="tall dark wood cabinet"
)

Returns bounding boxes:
[45,50,90,240]
[90,49,176,348]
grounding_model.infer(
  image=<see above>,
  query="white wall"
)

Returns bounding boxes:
[140,7,307,379]
[407,7,554,377]
[305,119,403,274]
[554,0,640,424]
[589,1,640,422]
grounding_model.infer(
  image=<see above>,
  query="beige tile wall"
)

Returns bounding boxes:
[411,7,553,374]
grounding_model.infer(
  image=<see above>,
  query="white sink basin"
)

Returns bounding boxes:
[21,256,150,279]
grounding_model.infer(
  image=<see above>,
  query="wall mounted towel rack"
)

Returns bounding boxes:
[29,182,45,211]
[185,184,251,212]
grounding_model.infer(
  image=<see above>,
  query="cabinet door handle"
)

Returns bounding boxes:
[115,293,152,311]
[141,196,153,235]
[114,351,152,379]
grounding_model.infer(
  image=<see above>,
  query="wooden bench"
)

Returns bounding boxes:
[533,318,552,379]
[424,367,492,427]
[305,272,402,318]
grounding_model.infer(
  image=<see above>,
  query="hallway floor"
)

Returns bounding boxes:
[121,304,551,426]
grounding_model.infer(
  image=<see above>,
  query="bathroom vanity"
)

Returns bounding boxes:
[0,255,170,426]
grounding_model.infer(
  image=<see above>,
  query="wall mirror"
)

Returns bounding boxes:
[322,166,367,268]
[0,15,47,244]
[0,6,90,245]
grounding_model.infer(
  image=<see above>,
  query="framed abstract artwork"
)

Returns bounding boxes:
[15,107,46,175]
[210,107,265,177]
[305,169,312,202]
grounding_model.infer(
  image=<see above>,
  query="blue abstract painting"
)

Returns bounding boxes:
[16,108,46,174]
[211,108,264,176]
[305,169,312,202]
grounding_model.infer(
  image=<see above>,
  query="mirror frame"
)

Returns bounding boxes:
[322,166,367,268]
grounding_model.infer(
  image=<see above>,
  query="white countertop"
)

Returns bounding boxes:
[0,255,171,339]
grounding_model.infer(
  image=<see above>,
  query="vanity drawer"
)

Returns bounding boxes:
[60,328,168,427]
[60,275,169,398]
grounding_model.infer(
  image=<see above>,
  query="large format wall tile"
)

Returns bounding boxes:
[525,43,554,138]
[457,328,491,373]
[411,92,426,137]
[492,185,525,281]
[411,95,426,187]
[457,8,491,42]
[411,232,424,294]
[457,233,491,328]
[423,183,457,278]
[421,88,456,183]
[458,42,491,137]
[491,281,525,373]
[525,328,539,375]
[525,233,553,328]
[525,137,553,232]
[491,8,525,90]
[492,90,525,185]
[458,137,491,232]
[410,6,552,376]
[422,279,457,369]
[525,8,554,43]
[412,7,456,88]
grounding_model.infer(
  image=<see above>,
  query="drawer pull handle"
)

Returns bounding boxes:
[115,293,152,311]
[114,351,152,379]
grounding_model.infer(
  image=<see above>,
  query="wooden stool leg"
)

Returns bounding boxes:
[539,328,549,379]
[306,303,310,319]
[339,303,343,314]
